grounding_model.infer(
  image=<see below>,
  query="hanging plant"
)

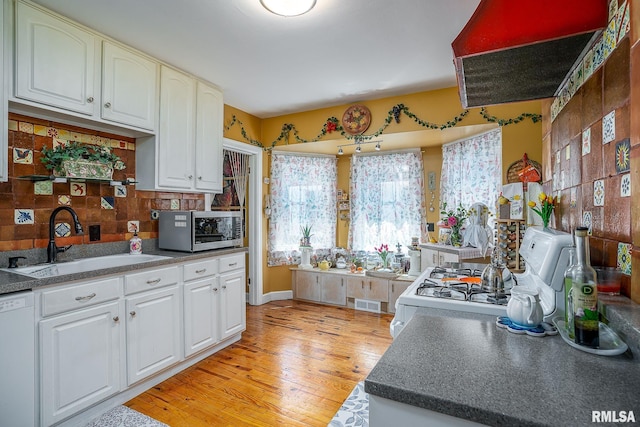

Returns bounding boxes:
[225,105,542,149]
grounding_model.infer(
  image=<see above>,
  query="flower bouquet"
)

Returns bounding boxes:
[528,192,556,228]
[375,244,391,270]
[439,203,468,246]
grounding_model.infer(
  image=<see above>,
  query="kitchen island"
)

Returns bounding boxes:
[366,307,640,427]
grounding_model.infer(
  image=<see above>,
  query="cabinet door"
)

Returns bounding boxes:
[388,280,411,314]
[421,248,438,268]
[439,251,459,265]
[184,277,219,358]
[322,275,346,306]
[158,66,195,189]
[194,81,223,192]
[346,276,367,300]
[295,271,321,302]
[126,285,181,385]
[101,41,158,130]
[15,2,97,115]
[0,0,6,182]
[367,278,389,302]
[219,269,246,339]
[40,301,122,426]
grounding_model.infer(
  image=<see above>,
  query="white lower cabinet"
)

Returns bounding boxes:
[346,276,389,302]
[321,275,347,306]
[421,247,460,269]
[35,251,247,426]
[40,300,123,427]
[125,285,181,386]
[388,280,412,314]
[219,269,246,339]
[293,271,347,306]
[184,278,219,357]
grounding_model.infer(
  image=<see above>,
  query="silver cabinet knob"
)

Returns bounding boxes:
[130,311,136,317]
[222,285,227,289]
[104,102,111,108]
[213,287,218,292]
[87,96,94,103]
[113,316,119,322]
[198,176,202,180]
[188,175,193,179]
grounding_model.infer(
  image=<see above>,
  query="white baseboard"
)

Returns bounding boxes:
[249,290,292,305]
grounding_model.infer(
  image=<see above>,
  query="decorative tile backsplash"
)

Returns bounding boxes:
[551,0,630,121]
[618,242,632,275]
[3,113,206,251]
[593,180,605,206]
[602,111,616,144]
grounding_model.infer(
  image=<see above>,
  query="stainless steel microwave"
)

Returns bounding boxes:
[158,210,243,252]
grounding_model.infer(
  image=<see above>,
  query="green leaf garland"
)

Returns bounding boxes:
[224,105,542,150]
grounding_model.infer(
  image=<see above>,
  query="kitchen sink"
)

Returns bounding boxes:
[3,254,172,279]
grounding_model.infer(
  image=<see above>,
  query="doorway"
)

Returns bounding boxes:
[205,139,263,305]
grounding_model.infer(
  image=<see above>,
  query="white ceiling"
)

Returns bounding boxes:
[31,0,481,119]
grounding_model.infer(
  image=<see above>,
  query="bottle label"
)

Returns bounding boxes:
[573,282,597,318]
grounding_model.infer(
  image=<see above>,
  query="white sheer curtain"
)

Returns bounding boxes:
[349,150,425,252]
[440,128,502,213]
[268,153,337,266]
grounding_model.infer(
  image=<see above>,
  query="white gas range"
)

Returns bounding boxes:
[390,227,575,338]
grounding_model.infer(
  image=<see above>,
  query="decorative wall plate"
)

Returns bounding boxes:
[342,104,371,135]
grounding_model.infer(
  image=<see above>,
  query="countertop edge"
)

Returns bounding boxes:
[0,247,248,295]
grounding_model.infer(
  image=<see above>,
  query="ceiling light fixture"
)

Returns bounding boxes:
[336,140,382,155]
[260,0,316,17]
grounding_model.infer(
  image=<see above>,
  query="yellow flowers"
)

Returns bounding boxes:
[529,192,556,228]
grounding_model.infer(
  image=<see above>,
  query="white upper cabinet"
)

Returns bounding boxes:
[15,1,98,115]
[138,65,223,193]
[101,41,158,130]
[195,81,224,192]
[14,1,159,132]
[157,65,195,189]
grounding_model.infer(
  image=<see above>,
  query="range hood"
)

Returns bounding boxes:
[452,0,608,108]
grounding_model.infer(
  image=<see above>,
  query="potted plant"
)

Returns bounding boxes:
[300,225,313,247]
[41,141,126,179]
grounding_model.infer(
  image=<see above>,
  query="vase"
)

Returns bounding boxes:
[56,160,114,180]
[450,228,462,246]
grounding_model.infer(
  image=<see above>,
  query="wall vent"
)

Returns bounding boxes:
[355,299,381,313]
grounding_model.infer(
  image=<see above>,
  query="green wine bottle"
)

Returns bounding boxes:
[563,247,576,339]
[569,227,599,348]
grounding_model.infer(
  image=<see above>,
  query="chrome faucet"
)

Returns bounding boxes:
[47,206,84,263]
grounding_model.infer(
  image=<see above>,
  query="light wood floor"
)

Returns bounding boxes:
[126,300,394,426]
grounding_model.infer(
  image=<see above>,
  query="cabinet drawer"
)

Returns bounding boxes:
[219,253,245,273]
[41,277,121,317]
[124,266,179,295]
[184,258,218,281]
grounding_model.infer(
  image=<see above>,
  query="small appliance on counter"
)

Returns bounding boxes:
[391,227,574,338]
[159,210,243,252]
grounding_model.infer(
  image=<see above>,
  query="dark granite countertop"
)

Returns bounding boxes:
[0,247,247,295]
[365,308,640,427]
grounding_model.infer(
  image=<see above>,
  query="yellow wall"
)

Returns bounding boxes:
[224,87,543,295]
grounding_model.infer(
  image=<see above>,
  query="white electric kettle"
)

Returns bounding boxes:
[507,286,543,327]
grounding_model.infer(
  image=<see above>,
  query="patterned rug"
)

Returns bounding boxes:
[328,381,369,427]
[85,405,169,427]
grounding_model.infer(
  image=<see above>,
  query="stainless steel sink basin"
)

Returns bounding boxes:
[3,254,172,278]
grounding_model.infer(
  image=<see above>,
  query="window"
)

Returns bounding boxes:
[440,128,502,213]
[267,153,337,266]
[349,150,424,252]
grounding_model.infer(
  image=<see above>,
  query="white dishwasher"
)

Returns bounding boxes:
[0,291,35,427]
